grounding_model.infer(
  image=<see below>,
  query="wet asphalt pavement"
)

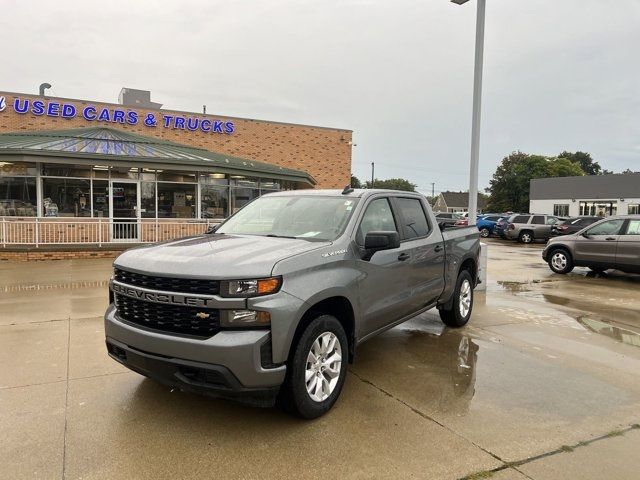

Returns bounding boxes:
[1,240,640,479]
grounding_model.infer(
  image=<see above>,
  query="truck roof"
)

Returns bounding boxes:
[265,189,424,198]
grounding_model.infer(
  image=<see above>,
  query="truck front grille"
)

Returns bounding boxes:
[114,293,220,338]
[114,268,220,296]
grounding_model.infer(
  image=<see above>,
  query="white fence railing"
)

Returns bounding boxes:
[0,218,220,247]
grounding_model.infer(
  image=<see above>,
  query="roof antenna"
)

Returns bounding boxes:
[342,185,354,195]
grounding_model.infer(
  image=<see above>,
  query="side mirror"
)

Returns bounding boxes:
[581,231,591,239]
[438,221,447,231]
[363,231,400,260]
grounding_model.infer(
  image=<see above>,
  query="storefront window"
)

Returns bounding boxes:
[92,166,110,179]
[42,178,91,217]
[260,178,281,192]
[157,183,196,218]
[140,181,156,218]
[42,163,91,178]
[0,177,37,216]
[201,185,229,219]
[110,167,139,180]
[1,161,38,177]
[157,171,197,183]
[92,180,109,218]
[579,201,617,217]
[553,204,569,217]
[231,186,259,213]
[629,204,640,215]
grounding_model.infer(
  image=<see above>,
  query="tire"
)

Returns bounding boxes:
[439,270,474,328]
[479,227,490,238]
[518,231,534,244]
[548,248,574,274]
[277,314,348,419]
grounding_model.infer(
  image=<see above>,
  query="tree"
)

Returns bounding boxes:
[486,152,584,213]
[558,151,602,175]
[350,174,362,188]
[365,178,416,191]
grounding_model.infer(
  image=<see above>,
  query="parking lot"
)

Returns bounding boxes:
[2,240,640,480]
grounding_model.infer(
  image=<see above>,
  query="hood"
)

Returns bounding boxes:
[114,234,329,279]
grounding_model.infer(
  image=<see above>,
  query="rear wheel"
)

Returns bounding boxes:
[548,248,574,274]
[277,314,348,419]
[519,231,534,244]
[439,270,474,328]
[479,227,490,238]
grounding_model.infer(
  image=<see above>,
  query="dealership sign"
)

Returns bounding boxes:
[0,96,234,135]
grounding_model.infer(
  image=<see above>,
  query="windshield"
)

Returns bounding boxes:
[216,195,359,241]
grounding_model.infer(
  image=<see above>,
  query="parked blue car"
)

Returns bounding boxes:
[476,214,508,238]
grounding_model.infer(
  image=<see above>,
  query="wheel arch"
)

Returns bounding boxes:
[289,296,356,365]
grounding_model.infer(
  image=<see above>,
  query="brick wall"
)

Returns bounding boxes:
[0,91,352,188]
[0,249,122,262]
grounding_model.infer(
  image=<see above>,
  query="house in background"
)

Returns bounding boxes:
[433,191,487,213]
[530,173,640,217]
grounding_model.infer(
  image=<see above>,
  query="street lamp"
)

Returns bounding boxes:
[451,0,486,225]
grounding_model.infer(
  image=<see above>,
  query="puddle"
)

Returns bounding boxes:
[576,315,640,348]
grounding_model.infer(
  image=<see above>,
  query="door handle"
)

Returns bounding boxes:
[605,237,617,241]
[434,245,443,253]
[397,253,410,261]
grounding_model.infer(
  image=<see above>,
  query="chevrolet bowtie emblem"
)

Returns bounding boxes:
[195,312,210,319]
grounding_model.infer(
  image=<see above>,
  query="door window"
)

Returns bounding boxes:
[624,220,640,235]
[531,215,545,225]
[586,219,624,236]
[356,198,397,245]
[512,215,531,223]
[396,198,430,239]
[546,217,559,225]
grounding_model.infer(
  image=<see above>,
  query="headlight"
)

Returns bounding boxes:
[221,277,282,297]
[220,310,271,328]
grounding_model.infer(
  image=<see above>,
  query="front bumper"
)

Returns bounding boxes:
[104,304,286,396]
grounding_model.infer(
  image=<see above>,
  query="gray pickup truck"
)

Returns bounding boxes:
[105,189,480,418]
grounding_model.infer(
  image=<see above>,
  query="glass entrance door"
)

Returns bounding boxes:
[111,181,139,241]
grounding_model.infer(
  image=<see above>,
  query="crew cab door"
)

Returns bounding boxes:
[355,196,413,337]
[391,196,446,314]
[573,218,624,266]
[616,219,640,273]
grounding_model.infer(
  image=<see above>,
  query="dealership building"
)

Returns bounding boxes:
[530,173,640,217]
[0,89,352,254]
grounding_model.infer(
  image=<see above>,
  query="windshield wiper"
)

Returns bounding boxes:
[264,234,298,239]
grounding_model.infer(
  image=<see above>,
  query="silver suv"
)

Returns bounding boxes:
[504,214,561,243]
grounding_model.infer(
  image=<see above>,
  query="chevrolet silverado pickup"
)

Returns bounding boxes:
[105,188,480,418]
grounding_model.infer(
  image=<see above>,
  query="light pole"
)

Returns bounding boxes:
[451,0,485,225]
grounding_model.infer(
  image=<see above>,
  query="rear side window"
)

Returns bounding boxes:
[356,198,397,245]
[624,220,640,235]
[486,216,500,221]
[586,219,624,236]
[512,215,531,223]
[396,198,430,239]
[531,215,545,225]
[546,217,559,225]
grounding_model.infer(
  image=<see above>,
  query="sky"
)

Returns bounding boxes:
[2,0,639,197]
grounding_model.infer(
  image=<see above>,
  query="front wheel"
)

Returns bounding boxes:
[479,227,490,238]
[277,314,348,419]
[439,270,474,328]
[548,248,574,274]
